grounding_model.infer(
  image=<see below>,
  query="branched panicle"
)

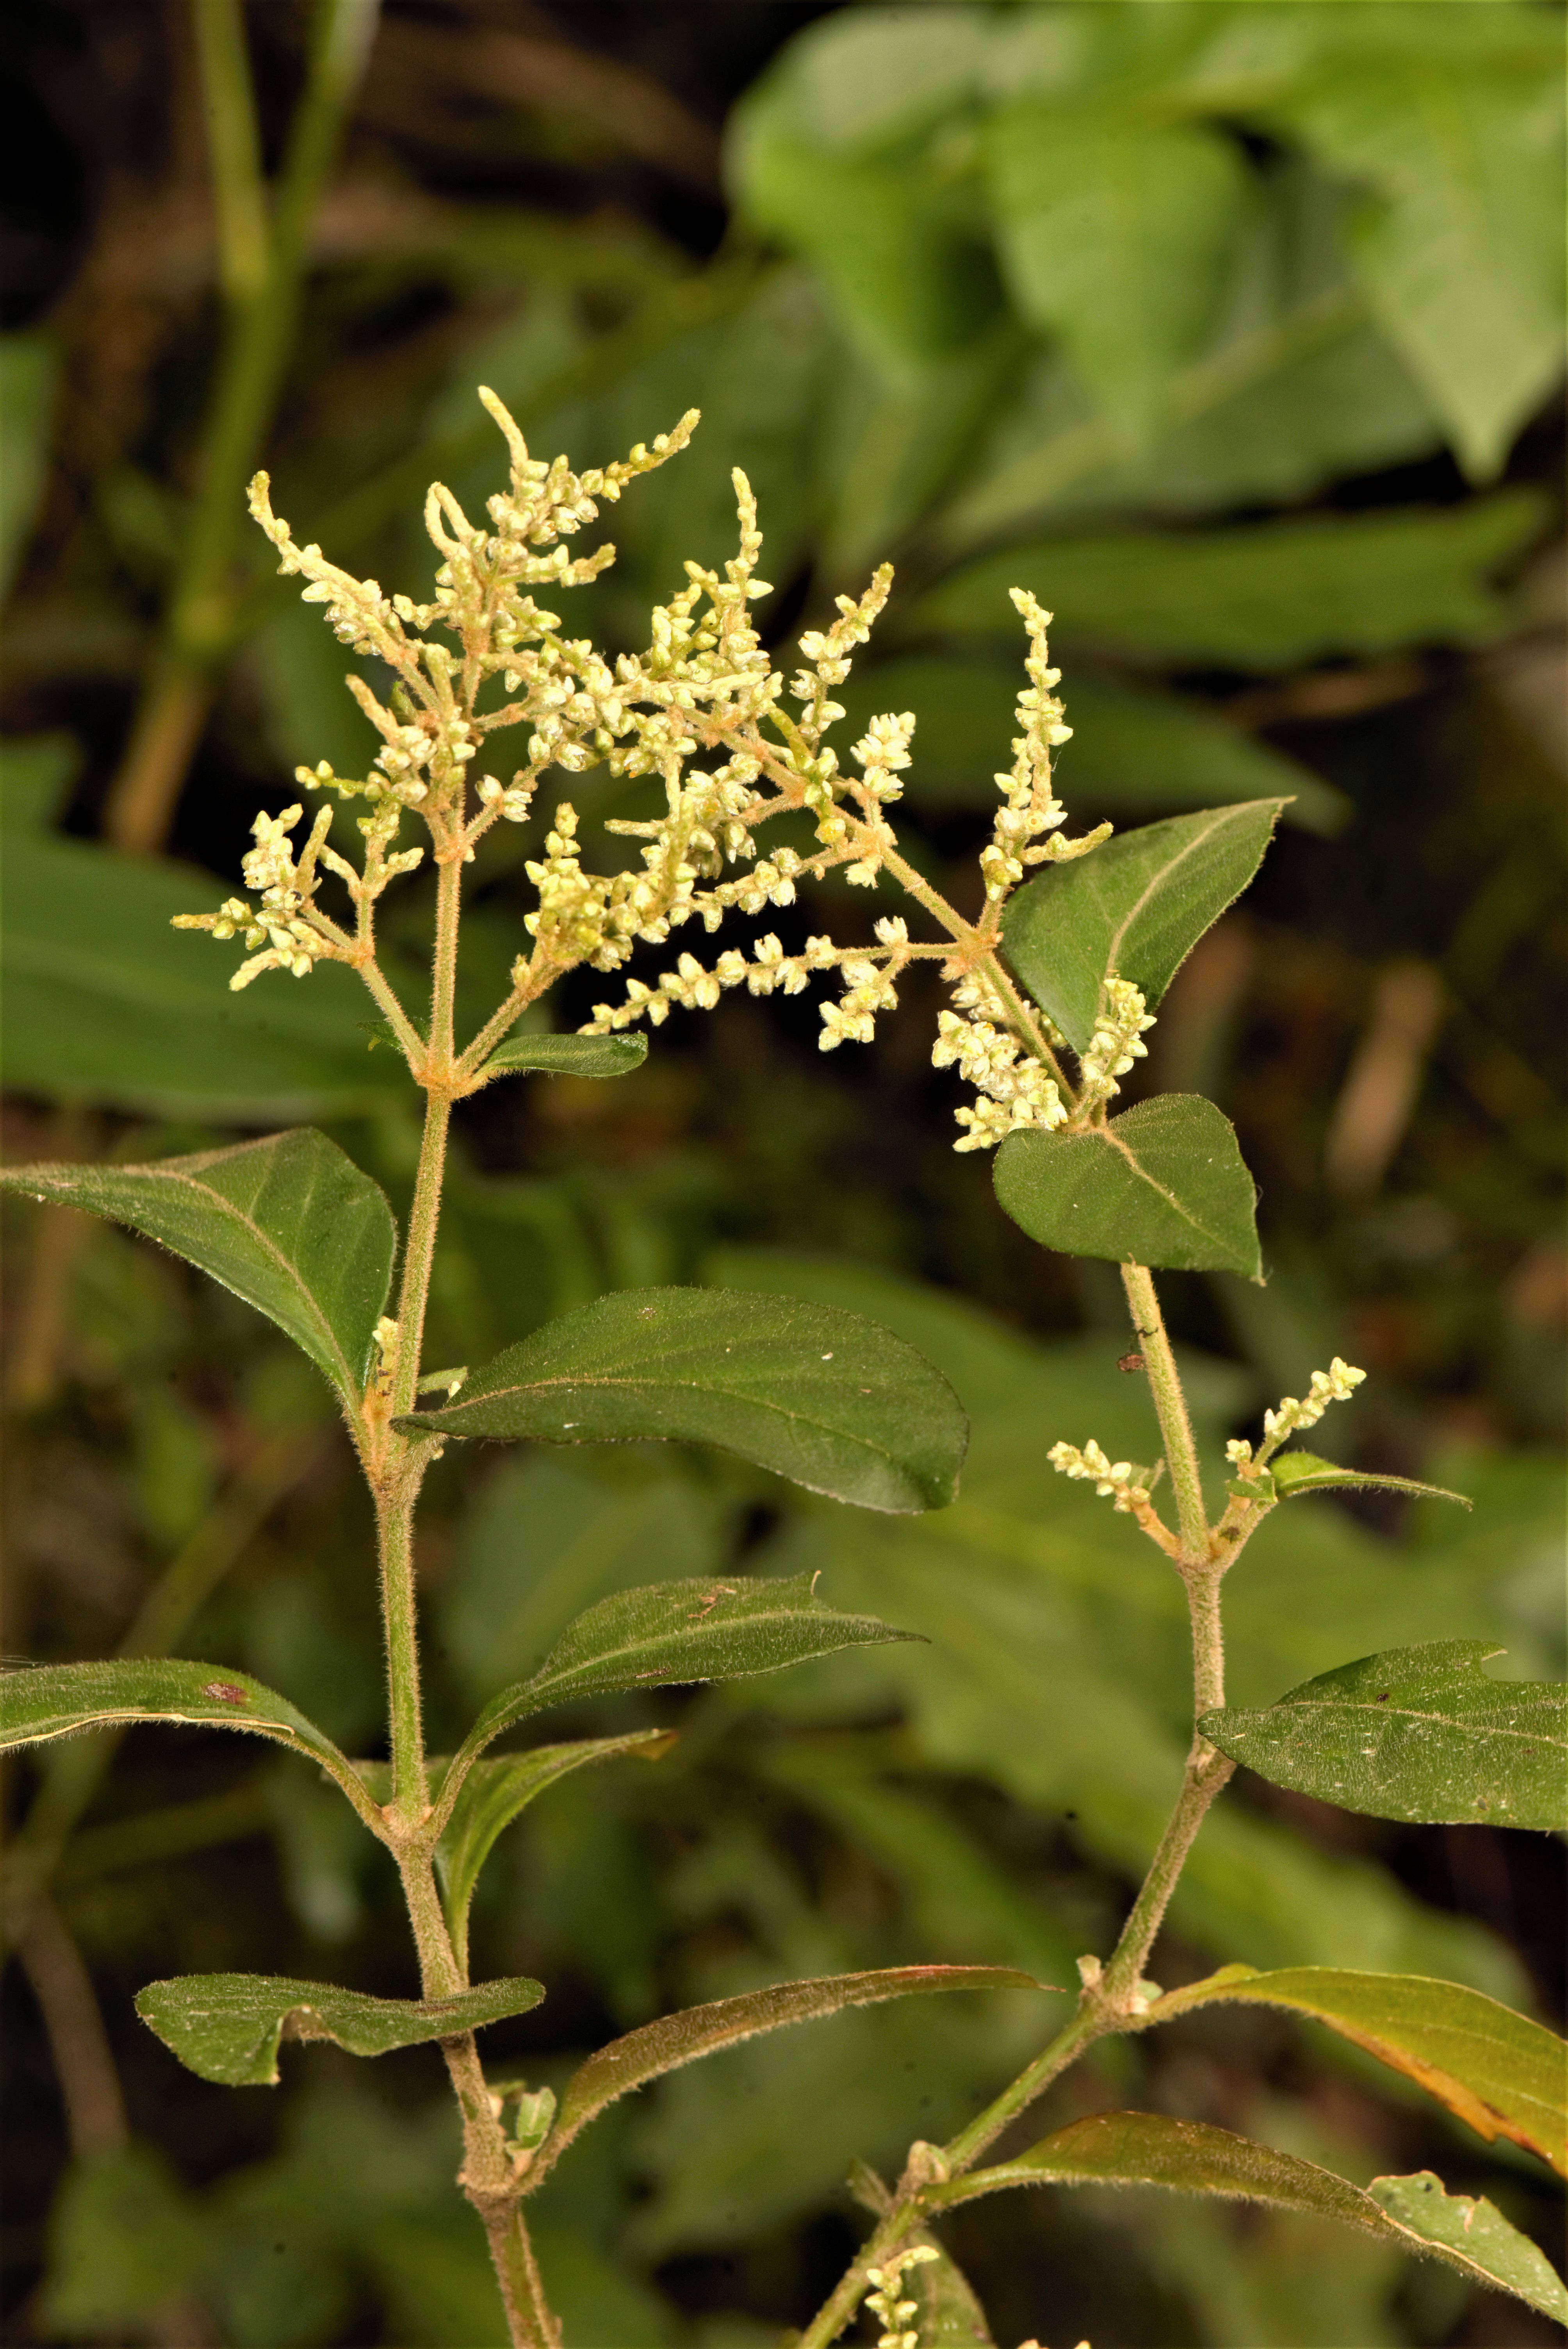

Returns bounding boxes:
[173,388,1124,1125]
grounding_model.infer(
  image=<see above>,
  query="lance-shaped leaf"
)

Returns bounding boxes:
[994,1095,1261,1278]
[925,2113,1567,2324]
[529,1965,1048,2183]
[473,1033,648,1084]
[0,1658,377,1823]
[1269,1451,1470,1508]
[1199,1641,1567,1830]
[135,1971,545,2087]
[1142,1965,1566,2176]
[433,1572,916,1831]
[396,1286,968,1513]
[0,1131,394,1405]
[1002,802,1284,1055]
[436,1730,675,1969]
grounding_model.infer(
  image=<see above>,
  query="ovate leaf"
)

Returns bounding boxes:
[437,1730,675,1969]
[0,1130,395,1406]
[532,1964,1046,2180]
[436,1572,916,1823]
[1145,1965,1567,2176]
[134,1971,545,2086]
[927,2112,1568,2323]
[1270,1450,1470,1508]
[474,1033,647,1084]
[398,1286,968,1514]
[1368,2173,1568,2324]
[988,105,1247,437]
[1199,1641,1568,1830]
[1002,800,1284,1053]
[0,1658,374,1820]
[994,1094,1261,1278]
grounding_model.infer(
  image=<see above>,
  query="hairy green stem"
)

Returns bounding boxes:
[1121,1261,1209,1562]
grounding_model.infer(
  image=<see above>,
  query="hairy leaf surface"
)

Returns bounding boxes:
[994,1095,1261,1277]
[1270,1450,1470,1508]
[135,1971,544,2086]
[0,1132,395,1404]
[1201,1641,1567,1830]
[1003,801,1283,1053]
[473,1033,647,1084]
[1145,1964,1566,2174]
[398,1286,968,1513]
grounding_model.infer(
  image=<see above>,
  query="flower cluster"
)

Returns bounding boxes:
[932,969,1067,1151]
[1076,977,1158,1114]
[862,2244,939,2349]
[1227,1357,1367,1470]
[980,590,1109,906]
[1048,1438,1154,1516]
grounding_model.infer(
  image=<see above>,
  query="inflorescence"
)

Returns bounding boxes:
[175,388,1137,1142]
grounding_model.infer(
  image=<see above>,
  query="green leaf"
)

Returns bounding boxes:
[994,1094,1262,1278]
[437,1572,917,1823]
[0,1130,395,1407]
[437,1730,675,1970]
[134,1971,545,2087]
[1277,62,1566,478]
[40,2143,205,2333]
[914,493,1546,670]
[473,1033,648,1084]
[1270,1450,1471,1508]
[1145,1964,1568,2176]
[926,2112,1568,2324]
[0,1657,374,1819]
[1200,1641,1568,1830]
[0,831,410,1119]
[533,1964,1046,2180]
[988,104,1247,437]
[904,2235,996,2345]
[0,332,58,598]
[398,1285,968,1514]
[1003,800,1283,1055]
[1368,2172,1568,2324]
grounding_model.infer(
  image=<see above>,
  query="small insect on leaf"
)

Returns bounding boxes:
[1118,1351,1146,1373]
[202,1682,250,1705]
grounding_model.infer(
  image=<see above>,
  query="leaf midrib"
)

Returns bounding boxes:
[1090,806,1253,1037]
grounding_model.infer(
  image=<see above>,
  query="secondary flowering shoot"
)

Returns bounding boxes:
[172,387,1126,1131]
[1227,1357,1368,1474]
[861,2244,940,2349]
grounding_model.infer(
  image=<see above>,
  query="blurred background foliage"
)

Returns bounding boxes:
[0,3,1563,2344]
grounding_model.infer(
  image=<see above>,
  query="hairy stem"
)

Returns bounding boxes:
[1121,1261,1209,1562]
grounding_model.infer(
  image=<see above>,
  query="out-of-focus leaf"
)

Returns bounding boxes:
[399,1286,969,1515]
[1,830,409,1117]
[1201,1641,1568,1829]
[134,1971,545,2087]
[915,493,1546,669]
[0,733,77,831]
[737,6,984,157]
[1270,1450,1470,1507]
[906,2235,996,2345]
[248,596,384,785]
[927,2112,1568,2322]
[1276,62,1566,477]
[437,1730,675,1969]
[988,103,1247,437]
[1003,800,1283,1053]
[995,1095,1262,1278]
[474,1032,647,1084]
[0,332,57,597]
[438,1572,918,1817]
[0,1130,395,1404]
[534,1964,1046,2179]
[39,2142,205,2334]
[1146,1963,1568,2175]
[831,659,1344,830]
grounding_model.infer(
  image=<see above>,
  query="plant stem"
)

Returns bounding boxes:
[1121,1260,1208,1562]
[375,1486,428,1825]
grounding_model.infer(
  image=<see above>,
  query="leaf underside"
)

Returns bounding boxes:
[476,1032,648,1082]
[397,1285,969,1514]
[994,1094,1262,1277]
[1144,1963,1567,2176]
[135,1971,545,2086]
[1201,1640,1568,1830]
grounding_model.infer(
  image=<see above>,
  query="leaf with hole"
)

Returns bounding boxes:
[994,1094,1261,1278]
[397,1285,968,1514]
[473,1033,648,1084]
[435,1572,916,1828]
[1144,1965,1566,2175]
[436,1730,675,1969]
[925,2112,1567,2323]
[134,1971,545,2087]
[1269,1451,1471,1508]
[530,1964,1047,2181]
[1200,1641,1567,1829]
[1003,800,1284,1055]
[0,1658,374,1820]
[0,1130,395,1407]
